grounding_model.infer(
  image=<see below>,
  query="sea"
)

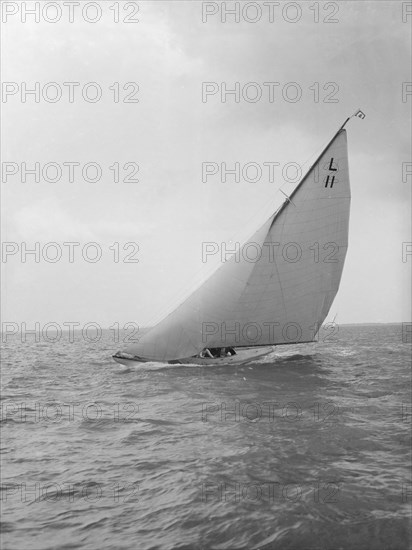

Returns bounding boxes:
[1,323,411,550]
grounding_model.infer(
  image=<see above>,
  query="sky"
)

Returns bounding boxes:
[1,0,411,329]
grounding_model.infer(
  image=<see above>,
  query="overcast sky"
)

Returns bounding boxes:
[1,0,411,329]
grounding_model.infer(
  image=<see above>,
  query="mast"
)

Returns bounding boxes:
[270,109,365,227]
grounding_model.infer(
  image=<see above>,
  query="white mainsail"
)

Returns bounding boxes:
[123,127,351,361]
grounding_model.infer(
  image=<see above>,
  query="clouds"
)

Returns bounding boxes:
[9,196,156,242]
[2,1,411,325]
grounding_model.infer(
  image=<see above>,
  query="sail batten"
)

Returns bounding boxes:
[123,128,351,361]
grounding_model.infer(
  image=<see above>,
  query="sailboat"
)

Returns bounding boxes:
[113,111,365,367]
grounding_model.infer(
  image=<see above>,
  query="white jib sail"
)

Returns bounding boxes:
[123,128,350,361]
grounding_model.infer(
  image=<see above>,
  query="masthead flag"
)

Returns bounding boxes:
[353,109,366,119]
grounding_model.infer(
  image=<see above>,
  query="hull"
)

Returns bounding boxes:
[112,346,274,367]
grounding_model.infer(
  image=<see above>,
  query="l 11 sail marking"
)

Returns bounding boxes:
[324,156,339,188]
